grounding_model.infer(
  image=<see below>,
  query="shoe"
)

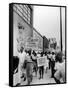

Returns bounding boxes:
[21,74,24,78]
[41,75,43,79]
[15,83,20,86]
[39,77,41,79]
[23,77,26,81]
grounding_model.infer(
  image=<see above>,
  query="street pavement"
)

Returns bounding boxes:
[31,69,56,85]
[20,69,56,85]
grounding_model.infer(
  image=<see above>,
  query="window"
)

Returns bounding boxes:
[13,4,33,25]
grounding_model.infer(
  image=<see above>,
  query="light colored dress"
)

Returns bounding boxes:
[54,60,65,82]
[44,56,49,70]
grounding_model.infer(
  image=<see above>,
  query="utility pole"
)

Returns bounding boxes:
[60,7,62,52]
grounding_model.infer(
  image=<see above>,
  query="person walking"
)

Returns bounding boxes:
[39,52,44,79]
[47,51,52,69]
[31,50,38,77]
[23,50,34,85]
[54,52,65,83]
[17,47,27,85]
[44,52,49,73]
[50,51,55,78]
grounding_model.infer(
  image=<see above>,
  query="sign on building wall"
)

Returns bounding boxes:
[25,38,38,50]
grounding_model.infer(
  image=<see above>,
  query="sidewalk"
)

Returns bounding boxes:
[31,69,56,85]
[13,69,56,86]
[20,69,56,85]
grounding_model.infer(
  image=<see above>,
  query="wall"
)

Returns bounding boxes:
[13,10,33,56]
[33,29,43,52]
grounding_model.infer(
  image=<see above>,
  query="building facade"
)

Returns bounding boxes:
[33,28,43,52]
[13,4,43,56]
[43,36,49,52]
[48,38,57,49]
[13,4,33,56]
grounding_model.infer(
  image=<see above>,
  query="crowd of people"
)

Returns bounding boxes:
[13,47,66,86]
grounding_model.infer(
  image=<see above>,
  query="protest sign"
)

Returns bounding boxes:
[37,57,46,67]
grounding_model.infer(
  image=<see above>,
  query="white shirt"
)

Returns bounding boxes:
[31,54,37,60]
[18,51,26,64]
[37,53,41,58]
[44,56,49,68]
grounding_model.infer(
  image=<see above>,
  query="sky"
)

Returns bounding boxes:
[33,6,65,50]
